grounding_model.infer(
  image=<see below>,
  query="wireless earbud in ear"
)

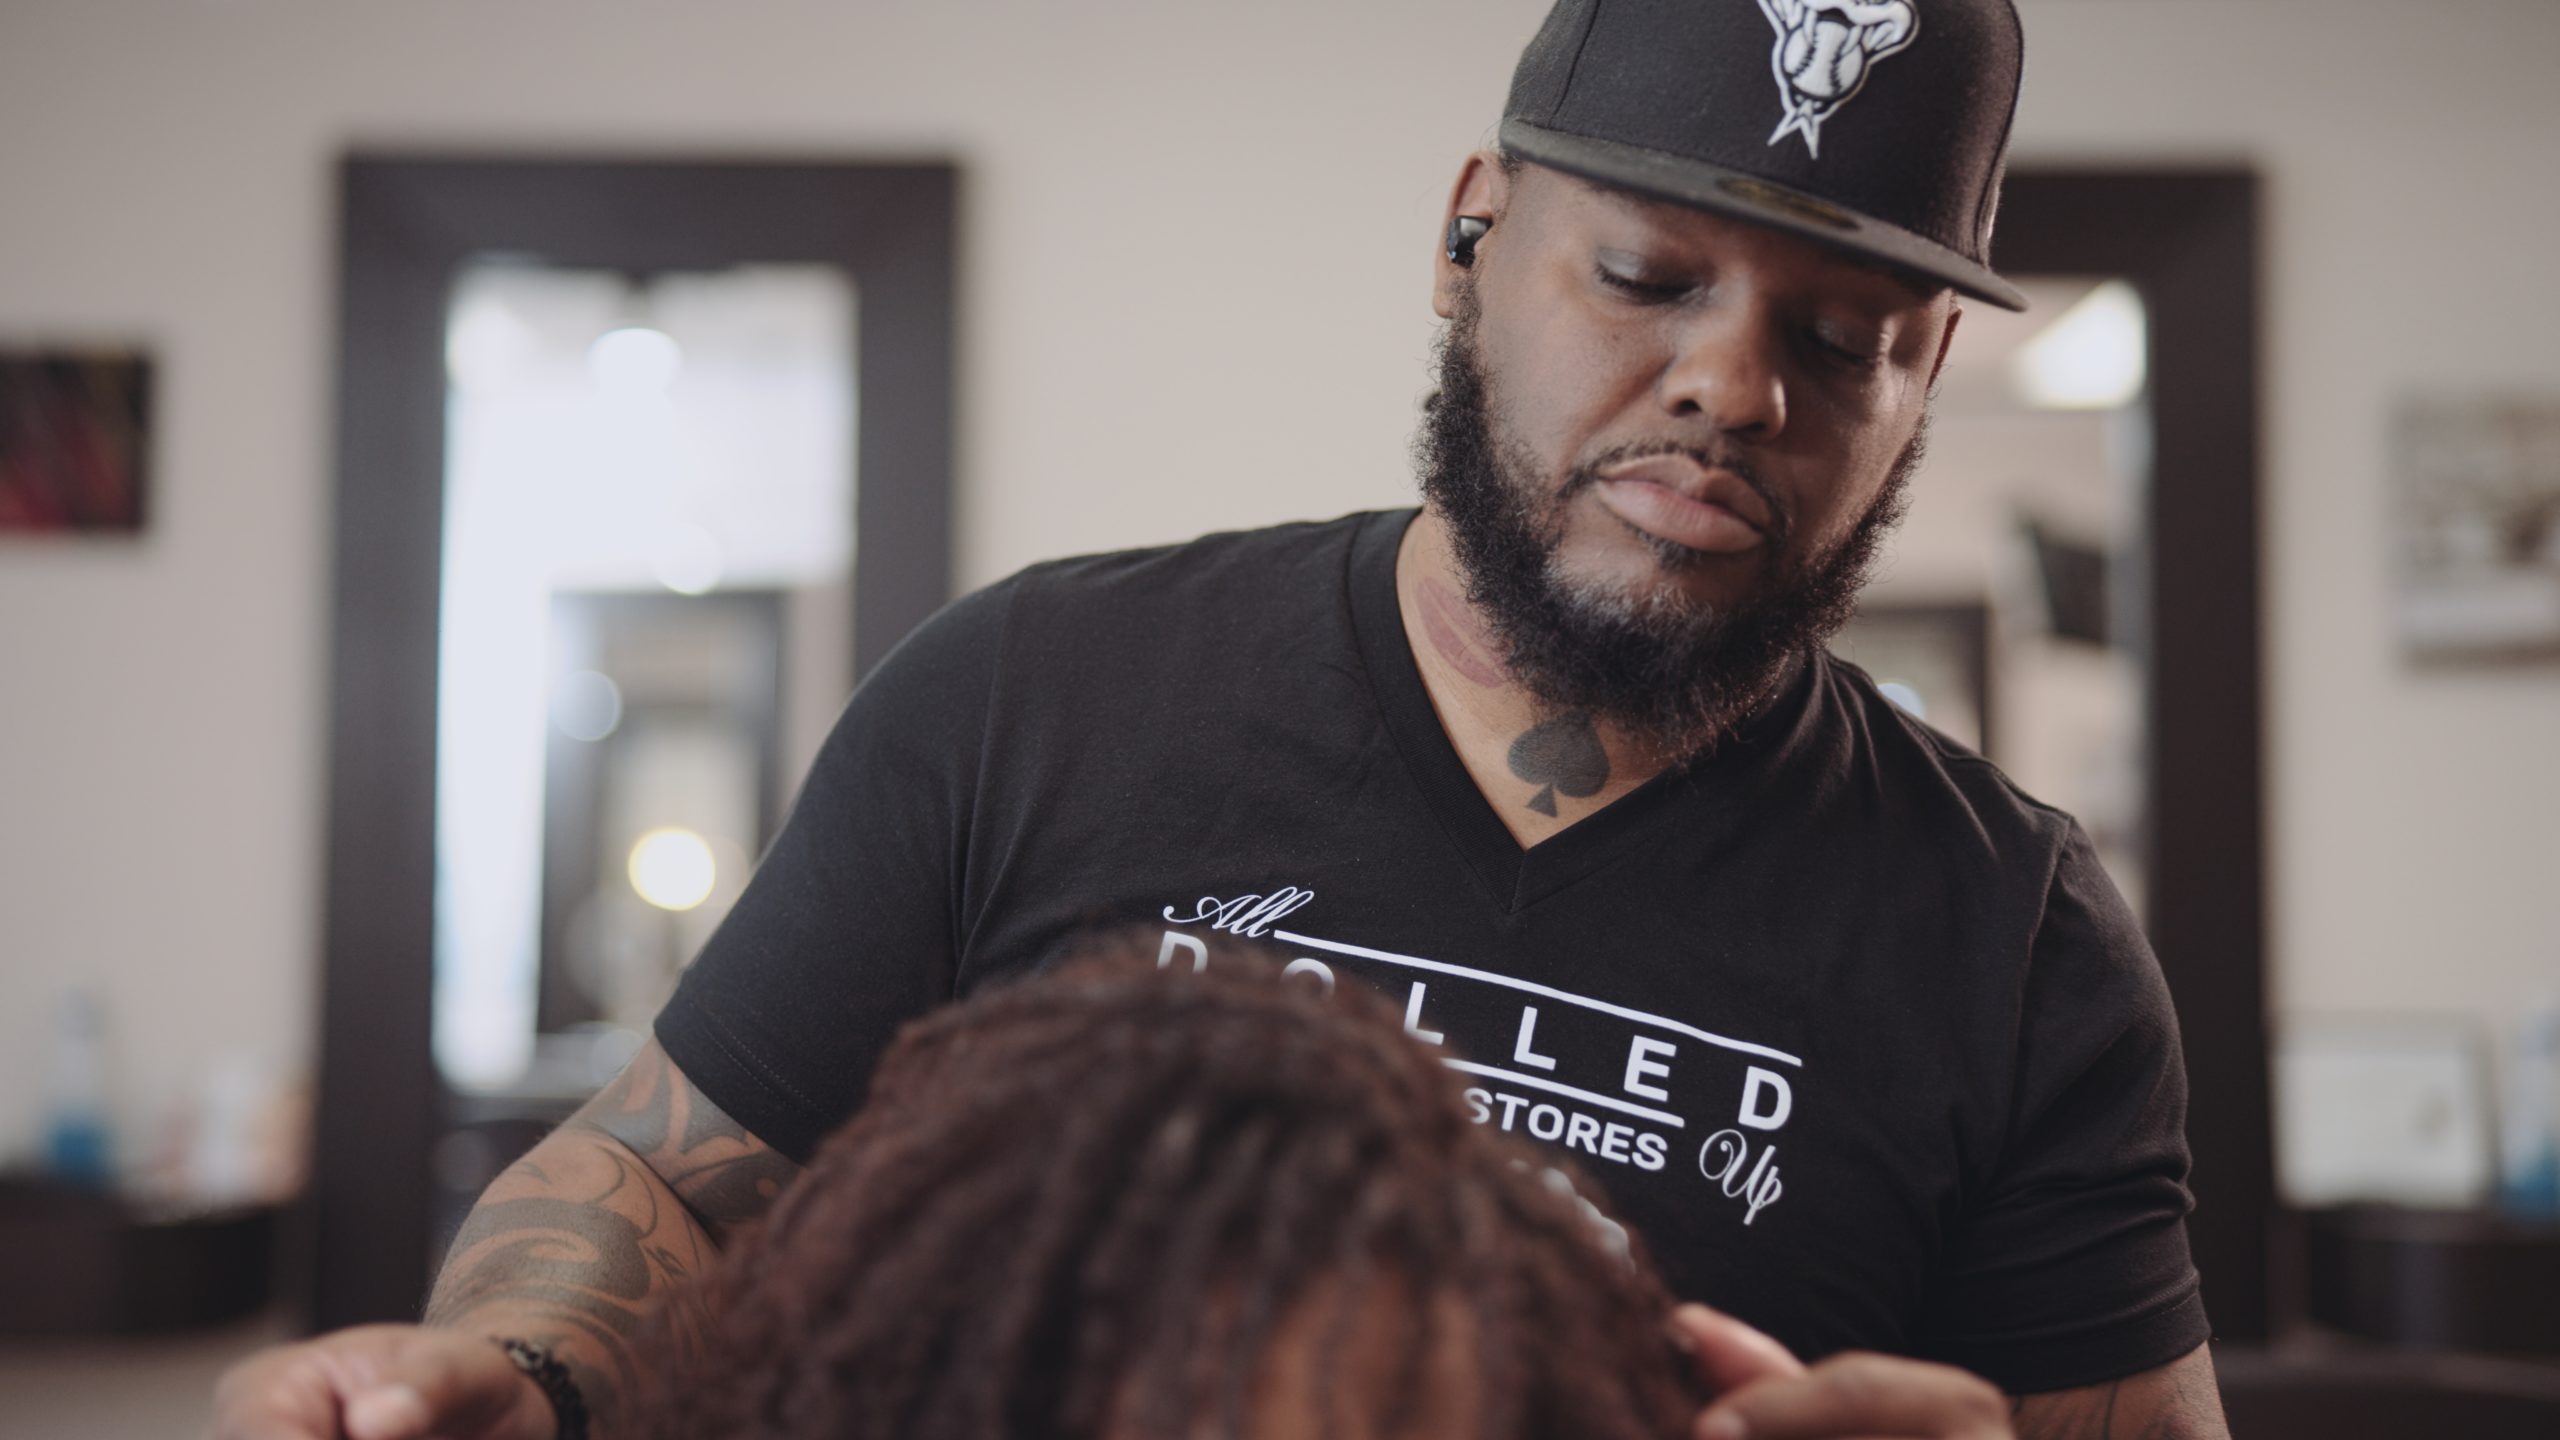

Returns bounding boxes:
[1445,215,1491,268]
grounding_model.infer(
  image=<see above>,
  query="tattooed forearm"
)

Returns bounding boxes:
[2011,1346,2228,1440]
[575,1039,804,1240]
[423,1134,696,1435]
[422,1041,799,1437]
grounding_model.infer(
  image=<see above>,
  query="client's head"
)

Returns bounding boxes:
[629,938,1701,1440]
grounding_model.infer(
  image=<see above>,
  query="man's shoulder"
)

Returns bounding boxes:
[885,510,1397,694]
[999,510,1392,612]
[1808,649,2083,863]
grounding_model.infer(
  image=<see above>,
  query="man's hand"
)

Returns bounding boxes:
[207,1324,554,1440]
[210,1042,800,1439]
[1673,1304,2012,1440]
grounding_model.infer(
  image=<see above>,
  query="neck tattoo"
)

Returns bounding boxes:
[1416,573,1514,691]
[1506,711,1610,817]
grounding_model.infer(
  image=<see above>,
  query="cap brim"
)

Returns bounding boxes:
[1499,119,2029,312]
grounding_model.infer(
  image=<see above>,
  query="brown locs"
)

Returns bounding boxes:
[622,942,1707,1440]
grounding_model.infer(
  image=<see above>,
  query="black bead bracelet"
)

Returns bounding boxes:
[494,1336,591,1440]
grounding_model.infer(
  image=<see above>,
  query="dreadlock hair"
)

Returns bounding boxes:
[626,934,1705,1440]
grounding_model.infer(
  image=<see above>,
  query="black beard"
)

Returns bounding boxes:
[1414,287,1924,757]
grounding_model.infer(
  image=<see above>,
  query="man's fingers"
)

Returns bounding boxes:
[209,1329,400,1440]
[1694,1352,2010,1440]
[340,1385,431,1440]
[208,1344,345,1440]
[208,1326,549,1440]
[1671,1302,1808,1393]
[342,1331,544,1440]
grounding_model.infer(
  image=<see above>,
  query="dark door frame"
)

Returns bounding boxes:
[1995,169,2273,1341]
[310,156,956,1328]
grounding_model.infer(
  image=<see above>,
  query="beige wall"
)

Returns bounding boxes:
[2,0,2555,1162]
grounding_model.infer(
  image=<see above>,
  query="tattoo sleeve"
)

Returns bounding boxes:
[2010,1346,2229,1440]
[572,1039,805,1244]
[422,1041,802,1438]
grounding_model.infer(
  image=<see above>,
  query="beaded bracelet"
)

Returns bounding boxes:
[493,1336,592,1440]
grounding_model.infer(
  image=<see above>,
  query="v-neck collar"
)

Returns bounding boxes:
[1345,509,1815,915]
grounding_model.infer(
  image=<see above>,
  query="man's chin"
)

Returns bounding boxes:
[1550,535,1766,627]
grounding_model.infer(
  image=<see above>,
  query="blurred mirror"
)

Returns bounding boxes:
[426,261,855,1227]
[1835,277,2152,911]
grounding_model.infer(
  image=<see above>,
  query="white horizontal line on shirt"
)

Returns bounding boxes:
[1441,1058,1688,1128]
[1271,928,1806,1068]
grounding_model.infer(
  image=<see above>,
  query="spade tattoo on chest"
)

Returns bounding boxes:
[1507,711,1610,817]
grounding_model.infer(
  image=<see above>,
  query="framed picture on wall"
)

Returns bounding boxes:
[0,350,151,535]
[2275,1013,2496,1209]
[2393,396,2560,665]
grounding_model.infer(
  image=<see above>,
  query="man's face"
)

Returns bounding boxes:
[1419,158,1958,751]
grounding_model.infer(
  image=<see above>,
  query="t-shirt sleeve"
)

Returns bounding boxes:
[1914,824,2212,1394]
[651,580,1010,1163]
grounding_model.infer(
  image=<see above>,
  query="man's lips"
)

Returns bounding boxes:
[1591,454,1774,555]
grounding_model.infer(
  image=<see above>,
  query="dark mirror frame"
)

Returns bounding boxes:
[1991,170,2271,1341]
[309,156,956,1328]
[308,163,2268,1343]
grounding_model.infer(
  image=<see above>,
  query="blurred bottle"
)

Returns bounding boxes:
[43,988,115,1187]
[2500,999,2560,1220]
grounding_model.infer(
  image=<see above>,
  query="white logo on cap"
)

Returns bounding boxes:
[1756,0,1920,158]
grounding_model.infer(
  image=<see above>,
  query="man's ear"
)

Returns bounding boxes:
[1433,150,1511,320]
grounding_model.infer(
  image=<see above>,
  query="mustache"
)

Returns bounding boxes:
[1558,439,1794,547]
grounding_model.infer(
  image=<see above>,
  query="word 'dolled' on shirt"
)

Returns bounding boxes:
[1157,894,1795,1227]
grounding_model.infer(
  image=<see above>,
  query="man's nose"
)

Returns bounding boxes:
[1655,303,1788,439]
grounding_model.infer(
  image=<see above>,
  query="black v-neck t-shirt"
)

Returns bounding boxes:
[655,510,2209,1393]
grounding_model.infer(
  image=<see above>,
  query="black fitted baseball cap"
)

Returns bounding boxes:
[1501,0,2028,310]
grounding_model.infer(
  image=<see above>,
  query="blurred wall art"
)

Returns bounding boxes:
[2395,396,2560,665]
[0,351,151,535]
